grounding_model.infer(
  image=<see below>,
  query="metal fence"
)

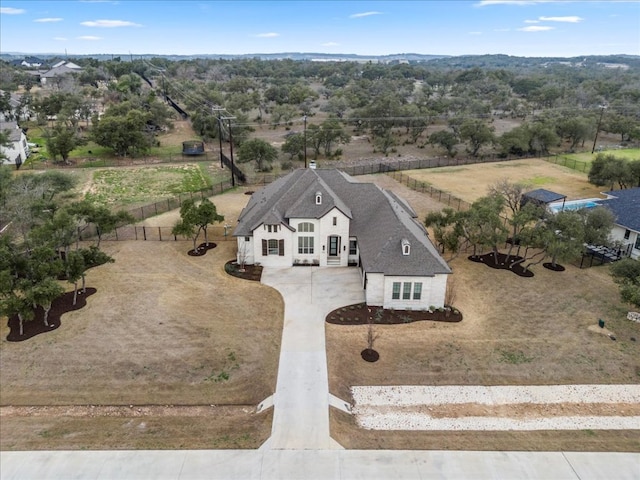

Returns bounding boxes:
[545,155,591,173]
[21,152,219,170]
[81,224,233,242]
[124,179,233,222]
[387,170,471,211]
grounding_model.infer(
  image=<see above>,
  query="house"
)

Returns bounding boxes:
[0,120,29,167]
[597,188,640,260]
[234,169,452,309]
[40,61,82,87]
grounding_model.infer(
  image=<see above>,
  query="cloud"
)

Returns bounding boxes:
[524,19,540,23]
[81,19,141,27]
[255,32,279,38]
[350,11,382,18]
[0,7,26,14]
[321,42,340,47]
[476,0,555,6]
[78,35,102,40]
[539,16,583,23]
[35,17,63,23]
[518,25,554,31]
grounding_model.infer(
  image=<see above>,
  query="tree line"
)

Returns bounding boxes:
[0,169,132,335]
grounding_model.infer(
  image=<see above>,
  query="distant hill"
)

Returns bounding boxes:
[1,52,638,69]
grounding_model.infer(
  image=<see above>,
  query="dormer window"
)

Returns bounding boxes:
[402,239,410,256]
[315,192,322,205]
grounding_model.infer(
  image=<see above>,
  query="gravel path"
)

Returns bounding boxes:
[351,385,640,431]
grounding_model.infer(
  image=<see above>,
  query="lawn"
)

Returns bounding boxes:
[0,234,284,450]
[81,163,222,208]
[549,148,640,173]
[399,158,607,204]
[326,170,640,452]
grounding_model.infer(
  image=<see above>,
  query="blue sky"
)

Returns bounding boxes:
[1,1,638,57]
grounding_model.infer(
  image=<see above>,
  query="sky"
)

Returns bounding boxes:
[0,0,639,58]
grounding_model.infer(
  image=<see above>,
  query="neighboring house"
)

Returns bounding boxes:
[234,168,452,309]
[597,188,640,260]
[0,120,29,167]
[9,56,46,68]
[0,90,31,122]
[40,61,82,87]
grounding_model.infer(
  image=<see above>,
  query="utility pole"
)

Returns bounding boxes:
[591,104,607,154]
[303,115,307,168]
[222,116,237,187]
[211,107,225,168]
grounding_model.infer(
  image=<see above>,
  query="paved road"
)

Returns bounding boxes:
[2,450,639,479]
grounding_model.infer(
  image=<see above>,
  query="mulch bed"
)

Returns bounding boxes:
[543,262,566,272]
[361,349,380,362]
[469,252,534,278]
[6,288,97,342]
[187,242,217,256]
[326,303,462,325]
[224,260,263,281]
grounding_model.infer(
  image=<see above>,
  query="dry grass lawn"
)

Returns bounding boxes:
[327,172,640,451]
[403,158,607,204]
[0,233,283,449]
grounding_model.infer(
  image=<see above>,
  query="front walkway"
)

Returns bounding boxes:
[259,266,364,449]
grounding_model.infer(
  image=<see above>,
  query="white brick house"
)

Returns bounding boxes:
[233,169,452,309]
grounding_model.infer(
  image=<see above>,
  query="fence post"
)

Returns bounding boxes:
[115,227,118,241]
[135,226,138,241]
[143,226,147,241]
[159,227,162,241]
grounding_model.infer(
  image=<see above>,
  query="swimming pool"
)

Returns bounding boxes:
[548,198,602,214]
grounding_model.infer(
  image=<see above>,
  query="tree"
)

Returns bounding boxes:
[424,208,464,259]
[64,250,85,306]
[428,130,458,157]
[45,124,86,163]
[172,198,224,252]
[556,116,593,152]
[458,194,507,259]
[281,132,305,161]
[307,118,350,158]
[580,206,614,247]
[589,154,633,190]
[458,119,495,157]
[195,198,224,247]
[610,259,640,308]
[542,211,585,268]
[91,109,151,156]
[27,277,64,327]
[237,138,278,172]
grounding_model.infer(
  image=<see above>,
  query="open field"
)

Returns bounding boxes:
[402,158,607,204]
[0,236,283,450]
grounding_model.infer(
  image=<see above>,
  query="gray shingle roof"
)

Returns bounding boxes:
[234,168,451,277]
[598,188,640,232]
[523,188,567,204]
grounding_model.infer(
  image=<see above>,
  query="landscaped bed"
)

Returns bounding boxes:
[326,303,462,325]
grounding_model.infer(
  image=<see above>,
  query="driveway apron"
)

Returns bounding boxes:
[260,266,365,449]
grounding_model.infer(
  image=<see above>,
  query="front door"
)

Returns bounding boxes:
[328,236,340,257]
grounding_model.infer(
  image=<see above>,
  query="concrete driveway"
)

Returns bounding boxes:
[259,266,364,450]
